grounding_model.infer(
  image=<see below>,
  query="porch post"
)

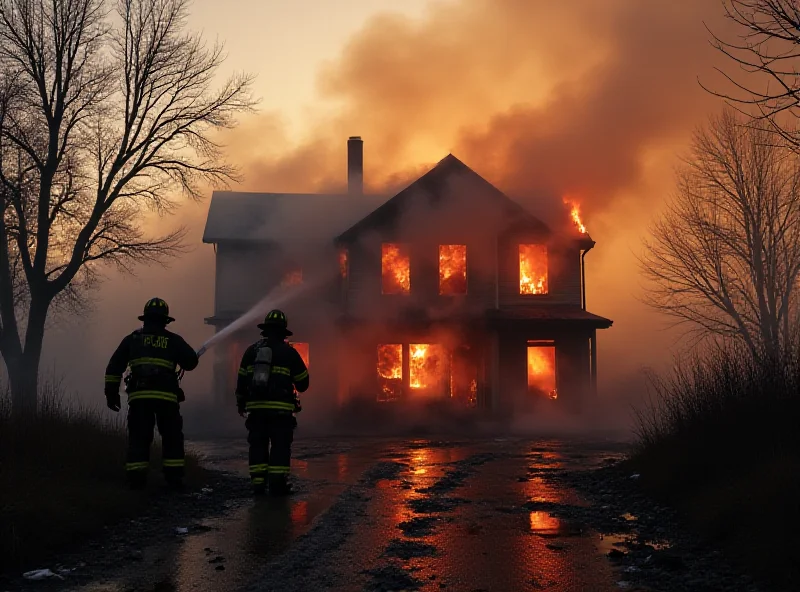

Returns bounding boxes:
[590,329,598,397]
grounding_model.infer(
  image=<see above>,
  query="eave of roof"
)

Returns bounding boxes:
[202,191,388,244]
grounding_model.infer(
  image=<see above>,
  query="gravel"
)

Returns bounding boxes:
[537,460,767,592]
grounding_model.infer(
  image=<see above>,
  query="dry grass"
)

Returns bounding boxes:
[0,377,210,574]
[632,342,800,590]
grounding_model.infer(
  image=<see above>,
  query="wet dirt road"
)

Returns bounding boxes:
[57,437,632,592]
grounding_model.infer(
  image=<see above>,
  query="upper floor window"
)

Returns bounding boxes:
[381,243,410,294]
[281,269,303,287]
[439,244,467,295]
[519,244,548,295]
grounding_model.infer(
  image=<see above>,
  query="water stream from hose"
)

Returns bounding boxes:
[195,271,331,358]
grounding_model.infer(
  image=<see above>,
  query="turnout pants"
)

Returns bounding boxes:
[126,399,185,485]
[246,411,295,489]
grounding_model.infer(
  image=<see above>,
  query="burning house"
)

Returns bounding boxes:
[202,137,612,414]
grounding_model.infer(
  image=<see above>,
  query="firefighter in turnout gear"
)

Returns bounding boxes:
[104,298,199,490]
[236,309,309,496]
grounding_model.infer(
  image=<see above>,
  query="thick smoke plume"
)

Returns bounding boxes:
[224,0,730,213]
[215,0,737,408]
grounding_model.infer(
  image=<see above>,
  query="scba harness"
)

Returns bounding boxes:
[246,340,301,414]
[124,330,184,403]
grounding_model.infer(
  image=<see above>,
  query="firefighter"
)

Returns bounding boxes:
[104,298,199,490]
[235,309,309,496]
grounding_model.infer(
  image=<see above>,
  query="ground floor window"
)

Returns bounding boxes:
[527,340,557,399]
[409,344,445,396]
[377,344,403,402]
[376,342,477,406]
[290,342,310,369]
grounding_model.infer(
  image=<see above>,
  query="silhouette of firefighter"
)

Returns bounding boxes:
[235,309,309,495]
[104,298,199,490]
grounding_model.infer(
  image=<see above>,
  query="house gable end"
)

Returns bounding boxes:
[335,154,551,245]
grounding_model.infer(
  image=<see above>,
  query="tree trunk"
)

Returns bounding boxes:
[7,349,38,415]
[6,298,48,417]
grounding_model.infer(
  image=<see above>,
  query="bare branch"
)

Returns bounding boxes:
[639,108,800,358]
[0,0,256,409]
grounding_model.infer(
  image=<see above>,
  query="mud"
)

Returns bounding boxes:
[1,436,770,592]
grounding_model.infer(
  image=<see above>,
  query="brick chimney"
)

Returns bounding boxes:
[347,136,363,195]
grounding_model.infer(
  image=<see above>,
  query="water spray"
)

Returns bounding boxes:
[194,271,331,359]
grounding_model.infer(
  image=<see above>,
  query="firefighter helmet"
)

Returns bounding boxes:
[138,297,175,323]
[257,309,293,336]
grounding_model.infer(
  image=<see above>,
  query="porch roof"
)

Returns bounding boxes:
[335,305,613,329]
[485,306,613,328]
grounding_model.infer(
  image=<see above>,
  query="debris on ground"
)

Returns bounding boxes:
[22,569,64,581]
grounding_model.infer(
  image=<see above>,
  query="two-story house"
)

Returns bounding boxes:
[202,137,612,415]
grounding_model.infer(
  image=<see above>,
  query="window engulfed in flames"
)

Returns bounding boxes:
[290,342,309,369]
[519,244,548,295]
[339,249,348,279]
[409,344,445,393]
[381,243,410,294]
[527,343,557,399]
[377,344,403,401]
[281,269,303,287]
[439,244,467,295]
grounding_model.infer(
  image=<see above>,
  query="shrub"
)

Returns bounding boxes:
[0,377,208,573]
[632,341,800,589]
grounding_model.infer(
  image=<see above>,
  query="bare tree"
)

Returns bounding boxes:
[640,109,800,359]
[0,0,254,414]
[707,0,800,150]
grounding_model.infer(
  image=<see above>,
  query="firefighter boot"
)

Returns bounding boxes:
[268,474,293,496]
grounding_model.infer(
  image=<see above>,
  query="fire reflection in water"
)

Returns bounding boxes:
[529,511,562,535]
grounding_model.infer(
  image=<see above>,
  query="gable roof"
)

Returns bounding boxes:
[202,191,388,244]
[335,154,551,244]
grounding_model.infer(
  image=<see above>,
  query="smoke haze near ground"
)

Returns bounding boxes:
[26,0,739,433]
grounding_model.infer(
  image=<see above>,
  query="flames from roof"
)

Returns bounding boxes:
[563,198,587,234]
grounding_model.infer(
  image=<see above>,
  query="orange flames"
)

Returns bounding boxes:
[519,244,548,295]
[381,243,410,294]
[439,244,467,295]
[339,249,348,279]
[281,269,303,287]
[377,344,403,400]
[291,342,309,369]
[409,344,444,392]
[563,198,587,234]
[527,344,557,399]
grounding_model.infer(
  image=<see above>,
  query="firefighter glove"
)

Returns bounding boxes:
[106,392,121,412]
[236,393,246,416]
[177,388,185,403]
